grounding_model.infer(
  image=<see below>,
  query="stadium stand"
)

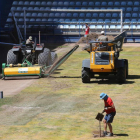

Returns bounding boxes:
[1,0,140,43]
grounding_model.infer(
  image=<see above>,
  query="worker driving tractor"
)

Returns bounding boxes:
[26,36,34,45]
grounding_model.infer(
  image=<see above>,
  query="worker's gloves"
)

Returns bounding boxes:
[104,107,108,110]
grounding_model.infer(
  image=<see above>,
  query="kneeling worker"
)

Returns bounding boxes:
[100,93,116,137]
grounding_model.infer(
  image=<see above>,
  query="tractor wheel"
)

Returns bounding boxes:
[124,59,128,78]
[82,67,90,83]
[117,66,126,83]
[38,48,52,66]
[7,49,18,64]
[51,51,58,64]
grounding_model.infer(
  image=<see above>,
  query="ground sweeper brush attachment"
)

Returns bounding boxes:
[2,59,50,80]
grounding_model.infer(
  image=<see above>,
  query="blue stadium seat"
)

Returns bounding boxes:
[124,19,130,22]
[107,7,113,10]
[112,13,118,18]
[59,19,65,22]
[45,7,50,10]
[18,1,24,5]
[30,1,35,5]
[90,25,96,29]
[32,13,37,17]
[13,1,18,5]
[25,18,29,21]
[92,13,98,18]
[110,25,116,29]
[89,2,94,6]
[116,25,121,29]
[24,1,30,5]
[121,7,125,11]
[85,19,90,22]
[98,19,103,22]
[40,7,45,10]
[135,39,140,42]
[64,2,69,6]
[52,1,57,6]
[57,7,61,9]
[99,13,105,18]
[58,1,63,6]
[67,13,72,17]
[105,19,111,23]
[91,19,97,22]
[75,7,80,9]
[30,18,35,22]
[111,19,117,22]
[102,2,107,6]
[52,7,57,9]
[15,12,20,16]
[127,39,133,42]
[16,7,22,10]
[126,7,132,12]
[55,13,60,17]
[121,1,126,6]
[106,13,111,18]
[53,18,58,21]
[36,18,41,22]
[123,25,129,30]
[114,2,120,6]
[137,25,140,29]
[134,1,139,6]
[108,2,113,6]
[76,2,81,6]
[38,13,43,17]
[42,18,47,22]
[18,18,23,21]
[23,7,28,10]
[65,19,71,22]
[43,13,49,17]
[61,13,66,17]
[70,2,75,6]
[36,1,41,5]
[127,1,133,6]
[79,13,85,18]
[130,25,136,29]
[78,19,84,22]
[26,13,31,17]
[132,13,138,18]
[131,19,137,22]
[28,7,34,10]
[133,7,139,12]
[73,13,78,17]
[86,13,91,18]
[101,7,105,10]
[48,18,53,21]
[47,1,52,6]
[7,18,12,22]
[94,7,99,10]
[8,13,12,17]
[41,1,47,5]
[82,2,88,6]
[88,7,93,9]
[49,13,55,17]
[103,25,109,29]
[95,2,100,6]
[20,13,24,16]
[70,25,76,29]
[63,25,69,29]
[71,19,77,22]
[81,7,86,9]
[125,13,131,18]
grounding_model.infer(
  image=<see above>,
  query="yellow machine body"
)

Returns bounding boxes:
[4,66,41,77]
[90,51,115,72]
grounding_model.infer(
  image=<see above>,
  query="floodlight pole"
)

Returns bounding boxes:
[24,10,26,41]
[120,10,123,33]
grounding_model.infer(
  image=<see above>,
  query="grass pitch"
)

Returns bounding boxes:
[0,45,140,140]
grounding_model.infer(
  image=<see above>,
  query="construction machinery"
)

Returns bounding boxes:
[82,31,128,83]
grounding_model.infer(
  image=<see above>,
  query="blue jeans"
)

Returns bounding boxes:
[104,112,116,123]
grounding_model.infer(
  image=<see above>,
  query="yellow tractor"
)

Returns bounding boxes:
[82,31,128,83]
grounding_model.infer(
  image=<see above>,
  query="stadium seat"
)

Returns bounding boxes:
[13,1,18,5]
[79,13,85,18]
[71,19,77,22]
[124,19,130,22]
[87,7,93,9]
[49,13,55,17]
[73,13,78,17]
[32,13,37,17]
[7,18,12,22]
[58,1,63,6]
[41,1,47,5]
[127,39,133,42]
[110,25,116,30]
[78,19,84,22]
[43,13,49,17]
[130,25,136,29]
[64,2,69,6]
[132,13,138,18]
[25,18,29,21]
[121,1,126,6]
[26,13,31,17]
[91,19,97,22]
[55,13,60,17]
[85,19,90,22]
[120,7,125,11]
[82,2,88,6]
[40,7,45,10]
[134,1,139,6]
[59,19,65,22]
[36,18,41,22]
[81,7,86,9]
[53,18,58,21]
[127,1,133,6]
[108,2,113,6]
[77,25,82,29]
[42,18,47,22]
[116,25,121,29]
[106,13,111,18]
[99,13,105,18]
[125,13,131,18]
[67,13,72,17]
[86,13,91,18]
[18,1,24,5]
[111,19,117,22]
[101,7,105,10]
[70,1,75,6]
[38,13,43,17]
[135,38,140,42]
[52,1,57,6]
[112,13,118,18]
[70,25,76,29]
[98,19,103,22]
[30,18,35,22]
[47,1,52,6]
[96,25,102,29]
[30,1,35,5]
[133,7,139,11]
[28,7,34,10]
[103,25,109,29]
[15,12,20,17]
[63,25,69,29]
[94,7,99,10]
[131,19,137,22]
[126,7,132,12]
[89,2,94,6]
[24,1,30,5]
[102,2,107,6]
[114,2,120,6]
[76,2,81,6]
[95,2,100,6]
[61,13,66,17]
[65,19,70,22]
[45,7,50,10]
[16,7,22,10]
[48,18,53,21]
[105,19,111,23]
[23,7,28,10]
